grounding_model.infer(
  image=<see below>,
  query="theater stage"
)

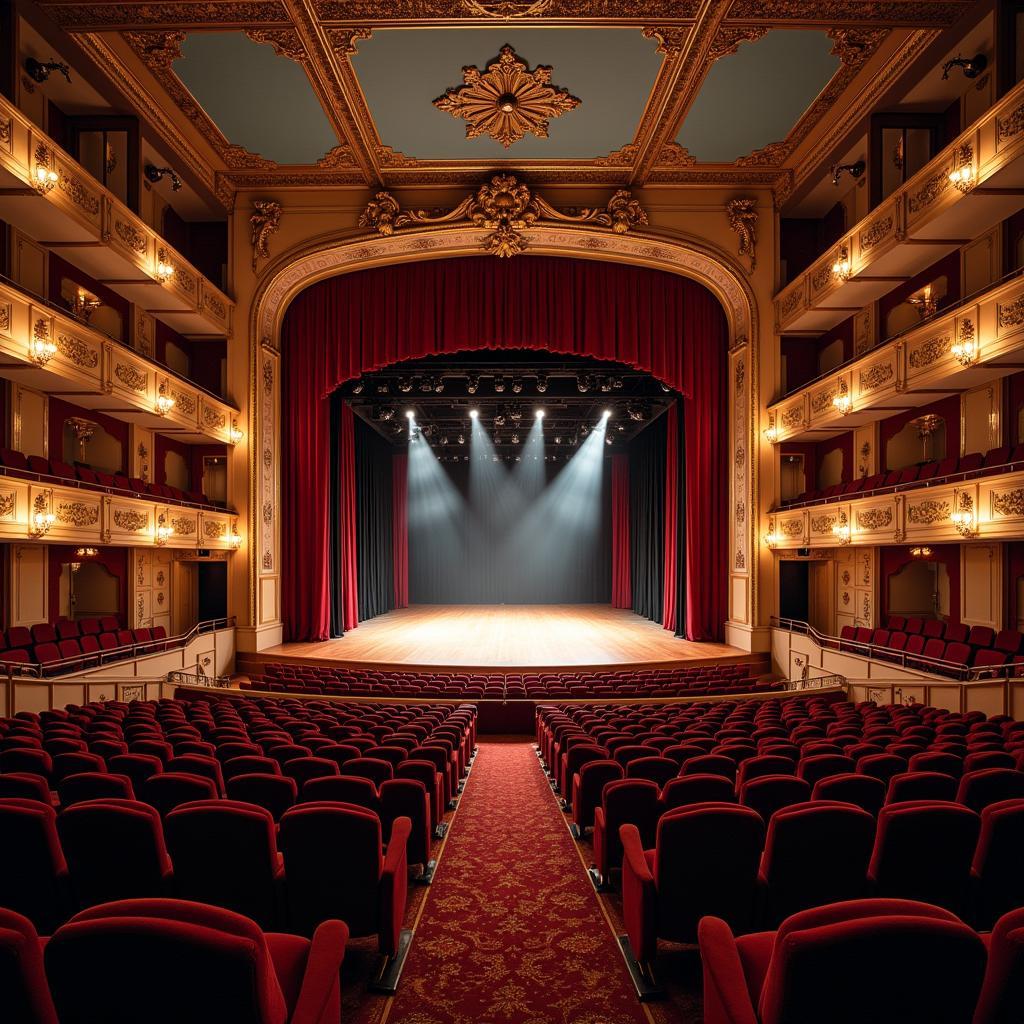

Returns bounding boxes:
[251,604,754,672]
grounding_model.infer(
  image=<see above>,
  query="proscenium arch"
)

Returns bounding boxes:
[246,222,760,645]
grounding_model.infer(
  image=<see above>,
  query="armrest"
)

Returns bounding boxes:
[620,824,657,964]
[290,919,349,1024]
[380,816,410,957]
[697,917,759,1024]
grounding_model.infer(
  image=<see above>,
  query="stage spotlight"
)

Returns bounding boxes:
[398,378,413,393]
[376,383,390,394]
[602,409,612,419]
[605,436,613,445]
[509,407,522,423]
[555,435,562,444]
[494,412,506,427]
[378,407,395,421]
[434,377,445,393]
[458,433,465,445]
[580,424,590,437]
[512,377,523,394]
[405,410,415,419]
[352,380,364,394]
[536,374,549,393]
[419,377,434,393]
[495,376,507,393]
[599,376,613,393]
[469,409,479,419]
[440,436,449,445]
[576,374,592,393]
[511,432,520,444]
[467,374,479,394]
[535,409,545,418]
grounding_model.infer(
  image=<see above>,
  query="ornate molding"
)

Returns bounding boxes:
[856,507,892,530]
[359,173,648,258]
[56,501,98,527]
[725,198,757,273]
[114,509,148,532]
[250,199,282,272]
[432,45,580,149]
[858,362,893,392]
[907,498,949,525]
[114,363,147,392]
[907,333,951,369]
[993,488,1024,518]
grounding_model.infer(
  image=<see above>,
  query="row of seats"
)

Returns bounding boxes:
[245,660,780,699]
[0,446,221,511]
[0,619,169,674]
[781,443,1024,508]
[0,898,348,1024]
[838,618,1024,674]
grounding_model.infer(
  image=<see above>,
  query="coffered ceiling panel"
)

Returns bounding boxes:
[174,32,339,164]
[677,30,841,163]
[351,29,664,161]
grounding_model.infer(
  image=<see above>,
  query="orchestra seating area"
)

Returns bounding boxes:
[780,444,1024,509]
[837,618,1024,674]
[0,618,169,673]
[241,661,782,699]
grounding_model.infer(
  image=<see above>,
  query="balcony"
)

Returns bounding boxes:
[774,79,1024,335]
[766,464,1024,550]
[0,277,238,444]
[768,270,1024,443]
[0,94,232,337]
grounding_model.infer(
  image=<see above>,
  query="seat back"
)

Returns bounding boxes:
[957,768,1024,813]
[140,773,218,817]
[58,771,134,807]
[0,907,59,1024]
[972,906,1024,1024]
[0,799,68,933]
[662,774,736,810]
[885,771,957,805]
[572,760,623,830]
[301,775,380,813]
[811,773,886,817]
[625,755,679,787]
[739,775,811,822]
[224,773,297,822]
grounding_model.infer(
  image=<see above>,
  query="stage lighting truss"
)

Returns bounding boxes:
[399,377,414,393]
[378,406,396,421]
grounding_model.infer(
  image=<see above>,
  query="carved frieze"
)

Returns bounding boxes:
[859,213,893,250]
[907,499,950,525]
[907,334,951,369]
[56,502,98,527]
[856,508,892,530]
[171,517,197,536]
[859,362,893,391]
[780,519,803,537]
[0,493,14,518]
[56,333,99,369]
[204,520,227,539]
[114,219,147,255]
[997,295,1024,329]
[113,509,148,531]
[114,363,147,392]
[993,489,1024,517]
[811,514,836,533]
[172,390,197,416]
[202,406,227,430]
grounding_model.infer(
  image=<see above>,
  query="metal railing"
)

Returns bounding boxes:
[168,669,231,689]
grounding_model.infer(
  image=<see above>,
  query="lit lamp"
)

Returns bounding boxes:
[832,383,852,416]
[75,547,98,557]
[832,245,851,282]
[764,531,778,549]
[229,422,244,445]
[29,321,56,366]
[70,288,102,322]
[948,155,975,193]
[155,519,173,546]
[229,525,242,550]
[155,385,175,416]
[32,146,59,194]
[765,420,778,444]
[832,513,852,544]
[910,546,933,558]
[156,250,175,284]
[908,285,938,320]
[951,323,978,366]
[951,496,976,537]
[30,510,55,538]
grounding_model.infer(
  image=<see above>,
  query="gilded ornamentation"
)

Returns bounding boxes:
[780,405,804,428]
[811,387,837,414]
[996,99,1024,143]
[707,25,768,62]
[0,118,11,145]
[203,291,227,321]
[245,28,306,63]
[172,391,197,416]
[432,45,580,149]
[734,446,745,468]
[171,516,197,536]
[0,493,14,517]
[656,142,696,167]
[735,552,745,570]
[137,596,145,621]
[262,361,273,395]
[204,520,227,539]
[113,510,148,531]
[725,198,757,272]
[460,0,552,15]
[841,591,850,606]
[909,144,971,214]
[734,358,745,395]
[735,501,745,524]
[263,502,273,524]
[997,295,1024,328]
[262,551,273,570]
[907,499,950,525]
[812,515,837,533]
[315,145,357,169]
[0,305,9,333]
[993,489,1024,517]
[203,406,227,430]
[779,288,804,319]
[56,333,98,369]
[114,363,147,392]
[811,262,833,292]
[841,570,851,585]
[780,519,803,538]
[359,174,647,258]
[859,362,894,391]
[641,26,688,56]
[908,334,951,369]
[856,507,892,530]
[114,219,147,255]
[156,570,166,586]
[58,173,100,216]
[263,449,273,469]
[249,199,281,271]
[56,502,98,527]
[859,214,893,250]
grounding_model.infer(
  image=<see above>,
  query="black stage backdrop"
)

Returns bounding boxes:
[355,415,395,622]
[629,413,665,622]
[409,458,611,604]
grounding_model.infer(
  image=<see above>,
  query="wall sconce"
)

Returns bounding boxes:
[144,164,182,191]
[765,420,778,443]
[764,531,778,549]
[32,146,59,194]
[228,530,242,550]
[908,284,938,320]
[951,494,977,537]
[70,288,102,322]
[155,517,173,546]
[156,250,175,284]
[942,53,987,80]
[24,57,71,84]
[832,245,851,282]
[75,547,98,557]
[30,510,55,538]
[832,511,851,545]
[29,319,56,366]
[229,422,244,445]
[831,160,865,187]
[948,161,974,192]
[155,384,176,416]
[951,321,978,366]
[910,546,933,558]
[832,382,852,415]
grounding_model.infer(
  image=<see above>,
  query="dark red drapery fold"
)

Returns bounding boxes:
[392,453,409,609]
[662,402,678,631]
[611,454,631,609]
[339,403,359,632]
[281,255,727,642]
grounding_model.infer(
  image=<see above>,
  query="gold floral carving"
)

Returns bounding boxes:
[779,289,804,319]
[811,515,836,533]
[262,361,274,395]
[780,519,803,538]
[359,174,647,258]
[859,363,894,391]
[993,489,1024,517]
[656,142,696,167]
[811,387,837,414]
[0,118,10,145]
[56,502,98,527]
[641,25,688,56]
[997,295,1024,328]
[113,509,148,531]
[171,516,197,536]
[996,99,1024,143]
[172,391,197,416]
[908,334,951,369]
[202,406,227,429]
[59,173,100,216]
[262,551,273,570]
[460,0,552,15]
[114,363,147,392]
[263,501,273,524]
[0,493,14,517]
[908,144,971,214]
[250,199,281,272]
[432,45,580,148]
[856,508,892,530]
[725,198,757,272]
[203,292,227,321]
[780,405,804,428]
[859,214,893,250]
[0,305,9,333]
[114,219,147,255]
[204,520,227,539]
[907,499,949,524]
[56,333,99,369]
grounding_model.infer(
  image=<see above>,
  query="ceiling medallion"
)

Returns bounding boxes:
[460,0,553,16]
[359,172,647,258]
[432,45,581,149]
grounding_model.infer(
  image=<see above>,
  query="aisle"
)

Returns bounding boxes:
[382,739,651,1024]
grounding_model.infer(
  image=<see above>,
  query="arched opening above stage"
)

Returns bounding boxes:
[280,255,729,646]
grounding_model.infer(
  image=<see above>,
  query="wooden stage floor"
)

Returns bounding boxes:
[254,604,752,672]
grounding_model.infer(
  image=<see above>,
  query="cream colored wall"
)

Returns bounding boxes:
[9,544,47,627]
[11,384,48,458]
[131,549,173,634]
[961,543,1002,629]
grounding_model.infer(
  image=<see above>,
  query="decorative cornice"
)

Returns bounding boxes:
[725,197,757,272]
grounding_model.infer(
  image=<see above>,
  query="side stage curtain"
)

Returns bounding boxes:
[674,401,688,639]
[339,403,359,632]
[629,414,665,624]
[355,415,394,623]
[662,403,678,631]
[327,395,345,638]
[392,453,409,609]
[611,455,631,609]
[282,256,727,642]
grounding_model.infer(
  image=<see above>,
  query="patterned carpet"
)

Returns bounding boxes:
[380,739,652,1024]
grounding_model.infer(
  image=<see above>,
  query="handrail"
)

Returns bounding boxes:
[776,456,1024,512]
[0,616,235,678]
[168,669,231,688]
[771,616,1012,681]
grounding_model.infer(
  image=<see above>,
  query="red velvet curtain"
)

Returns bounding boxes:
[611,454,631,609]
[662,403,678,631]
[281,256,727,642]
[339,404,359,632]
[392,453,409,609]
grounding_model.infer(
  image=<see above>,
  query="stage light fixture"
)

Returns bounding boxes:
[458,434,465,445]
[469,409,479,419]
[510,407,522,423]
[555,436,562,444]
[511,432,520,444]
[576,374,592,393]
[602,409,612,419]
[398,378,413,393]
[377,383,390,394]
[536,375,549,393]
[535,409,545,418]
[599,377,612,393]
[605,436,613,445]
[440,435,449,445]
[467,375,479,394]
[494,412,506,427]
[419,377,434,393]
[512,377,523,394]
[580,424,590,437]
[495,377,507,393]
[405,409,415,419]
[352,380,364,394]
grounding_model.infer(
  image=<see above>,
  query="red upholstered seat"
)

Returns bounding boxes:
[342,756,394,786]
[140,772,219,817]
[739,774,811,821]
[282,756,340,788]
[662,773,736,810]
[621,802,764,967]
[223,755,282,780]
[279,802,410,956]
[301,775,380,815]
[973,907,1024,1024]
[972,799,1024,929]
[0,772,51,803]
[165,801,284,929]
[795,753,854,788]
[0,799,70,933]
[165,755,225,796]
[396,759,444,832]
[51,751,106,784]
[626,755,679,787]
[736,755,796,786]
[570,759,622,838]
[921,619,946,639]
[44,898,347,1024]
[379,778,433,871]
[0,747,53,782]
[225,773,297,823]
[558,743,607,800]
[58,799,172,908]
[592,779,661,885]
[0,907,59,1024]
[699,899,986,1024]
[957,767,1024,813]
[57,771,134,807]
[884,770,956,805]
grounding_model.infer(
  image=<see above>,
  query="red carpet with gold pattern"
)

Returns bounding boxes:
[381,739,651,1024]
